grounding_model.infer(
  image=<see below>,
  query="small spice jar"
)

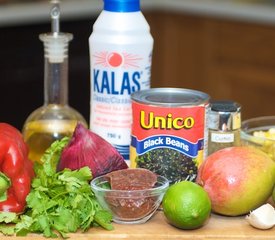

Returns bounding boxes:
[207,100,241,156]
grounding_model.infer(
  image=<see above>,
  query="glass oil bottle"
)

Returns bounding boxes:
[22,1,87,163]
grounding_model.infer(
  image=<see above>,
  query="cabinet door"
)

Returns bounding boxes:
[146,12,206,90]
[203,19,275,119]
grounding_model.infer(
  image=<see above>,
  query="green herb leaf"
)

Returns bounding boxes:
[15,215,34,236]
[94,210,114,231]
[0,212,17,223]
[0,224,15,236]
[38,137,70,177]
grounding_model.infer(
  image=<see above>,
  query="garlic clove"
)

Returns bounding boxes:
[246,203,275,230]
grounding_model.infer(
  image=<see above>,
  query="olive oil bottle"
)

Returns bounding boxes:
[22,1,87,163]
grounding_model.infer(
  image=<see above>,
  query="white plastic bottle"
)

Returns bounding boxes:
[89,0,153,163]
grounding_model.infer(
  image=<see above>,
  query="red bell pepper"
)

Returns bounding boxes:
[0,123,34,213]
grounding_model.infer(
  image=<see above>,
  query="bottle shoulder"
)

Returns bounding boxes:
[92,10,151,32]
[89,11,154,45]
[23,104,87,127]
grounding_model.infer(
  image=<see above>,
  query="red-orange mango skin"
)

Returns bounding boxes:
[196,146,275,216]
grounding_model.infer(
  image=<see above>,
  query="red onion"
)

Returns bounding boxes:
[57,123,128,178]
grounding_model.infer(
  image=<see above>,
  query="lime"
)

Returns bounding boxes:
[162,181,211,229]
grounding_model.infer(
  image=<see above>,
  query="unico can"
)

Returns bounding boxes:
[130,88,210,184]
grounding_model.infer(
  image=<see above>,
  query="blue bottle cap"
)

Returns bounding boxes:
[104,0,140,12]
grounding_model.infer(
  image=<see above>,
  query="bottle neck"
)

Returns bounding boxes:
[44,56,68,105]
[40,32,72,106]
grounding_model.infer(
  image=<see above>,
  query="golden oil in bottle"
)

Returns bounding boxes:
[23,116,84,163]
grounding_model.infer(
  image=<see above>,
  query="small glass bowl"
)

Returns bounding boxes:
[241,116,275,160]
[90,174,169,224]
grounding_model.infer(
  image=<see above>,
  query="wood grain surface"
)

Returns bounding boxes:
[3,210,274,239]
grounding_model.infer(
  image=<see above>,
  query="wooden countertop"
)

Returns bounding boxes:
[6,210,273,239]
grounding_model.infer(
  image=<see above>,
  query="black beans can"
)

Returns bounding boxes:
[130,88,210,184]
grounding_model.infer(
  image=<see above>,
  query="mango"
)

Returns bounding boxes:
[197,146,275,216]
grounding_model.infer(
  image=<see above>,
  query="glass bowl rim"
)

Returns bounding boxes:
[90,174,169,194]
[241,115,275,141]
[242,116,275,126]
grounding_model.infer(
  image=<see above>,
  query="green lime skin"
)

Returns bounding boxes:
[162,181,211,230]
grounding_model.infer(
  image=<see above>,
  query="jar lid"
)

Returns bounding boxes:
[208,100,241,131]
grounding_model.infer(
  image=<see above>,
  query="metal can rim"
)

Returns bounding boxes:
[131,88,210,107]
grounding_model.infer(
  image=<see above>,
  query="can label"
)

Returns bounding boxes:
[130,101,206,184]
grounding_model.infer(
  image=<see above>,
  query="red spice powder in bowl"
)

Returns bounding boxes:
[90,169,169,224]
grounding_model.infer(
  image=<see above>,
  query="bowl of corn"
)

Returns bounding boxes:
[241,116,275,161]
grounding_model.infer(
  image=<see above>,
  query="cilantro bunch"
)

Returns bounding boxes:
[0,137,113,238]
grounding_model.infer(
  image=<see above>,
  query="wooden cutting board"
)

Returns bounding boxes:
[9,210,273,239]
